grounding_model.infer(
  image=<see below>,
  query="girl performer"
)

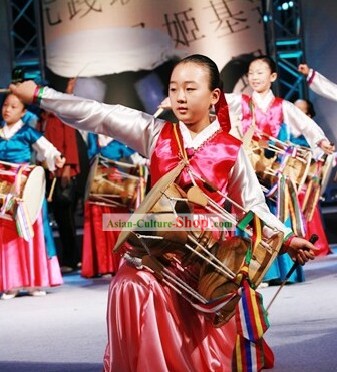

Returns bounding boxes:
[10,55,317,371]
[0,93,64,299]
[224,56,333,155]
[160,55,334,285]
[224,56,333,284]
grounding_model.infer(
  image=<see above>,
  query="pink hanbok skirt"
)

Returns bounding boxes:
[0,213,63,292]
[103,262,237,372]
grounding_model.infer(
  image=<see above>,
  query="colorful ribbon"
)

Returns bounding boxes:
[232,280,271,372]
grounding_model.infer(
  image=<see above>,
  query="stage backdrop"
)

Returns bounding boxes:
[302,0,337,206]
[302,0,337,146]
[41,0,264,109]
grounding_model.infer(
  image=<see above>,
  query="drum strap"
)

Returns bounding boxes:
[172,123,189,163]
[233,212,272,371]
[242,101,256,151]
[236,211,262,273]
[277,175,306,237]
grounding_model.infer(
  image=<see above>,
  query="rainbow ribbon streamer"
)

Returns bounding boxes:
[233,280,270,372]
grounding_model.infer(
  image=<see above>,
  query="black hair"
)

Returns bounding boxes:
[249,55,277,74]
[174,54,221,91]
[305,99,316,118]
[1,92,27,110]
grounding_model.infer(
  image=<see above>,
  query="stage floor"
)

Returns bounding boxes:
[1,249,337,371]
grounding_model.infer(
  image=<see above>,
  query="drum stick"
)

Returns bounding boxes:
[255,129,305,152]
[153,107,164,118]
[100,156,136,169]
[139,165,145,202]
[266,234,319,312]
[47,177,57,202]
[0,88,10,94]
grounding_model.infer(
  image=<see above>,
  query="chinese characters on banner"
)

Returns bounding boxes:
[42,0,264,101]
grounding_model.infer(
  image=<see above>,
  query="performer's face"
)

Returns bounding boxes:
[169,62,220,133]
[2,94,26,126]
[248,59,277,95]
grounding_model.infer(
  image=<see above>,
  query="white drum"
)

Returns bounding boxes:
[0,160,45,233]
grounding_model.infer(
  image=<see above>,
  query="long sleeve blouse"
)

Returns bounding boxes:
[307,69,337,102]
[38,87,293,238]
[0,119,61,171]
[225,90,328,148]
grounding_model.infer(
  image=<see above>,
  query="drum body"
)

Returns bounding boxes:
[85,155,146,211]
[307,153,335,197]
[247,139,312,192]
[0,161,45,225]
[301,154,335,221]
[115,178,283,327]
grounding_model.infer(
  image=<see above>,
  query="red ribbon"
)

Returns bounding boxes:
[215,91,231,133]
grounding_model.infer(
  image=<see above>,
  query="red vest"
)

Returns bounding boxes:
[150,122,241,205]
[241,94,284,138]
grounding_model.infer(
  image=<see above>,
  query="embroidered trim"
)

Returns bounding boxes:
[307,70,316,85]
[283,234,296,248]
[33,86,44,105]
[193,128,223,154]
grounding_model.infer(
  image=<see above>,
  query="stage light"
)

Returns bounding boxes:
[263,14,272,22]
[277,1,294,11]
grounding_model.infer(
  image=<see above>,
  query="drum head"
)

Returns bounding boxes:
[22,166,46,224]
[85,155,100,201]
[114,162,186,252]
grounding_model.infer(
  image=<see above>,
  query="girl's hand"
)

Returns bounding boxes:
[318,139,335,154]
[158,97,172,110]
[9,80,38,104]
[55,165,71,188]
[153,97,172,117]
[286,236,317,265]
[298,64,310,76]
[55,155,66,169]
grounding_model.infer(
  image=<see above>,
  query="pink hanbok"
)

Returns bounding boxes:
[38,88,294,371]
[0,216,62,292]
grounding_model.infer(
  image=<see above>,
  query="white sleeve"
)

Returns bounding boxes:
[308,70,337,102]
[226,147,293,239]
[40,87,165,159]
[282,100,327,148]
[130,152,149,166]
[225,93,244,139]
[32,136,61,172]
